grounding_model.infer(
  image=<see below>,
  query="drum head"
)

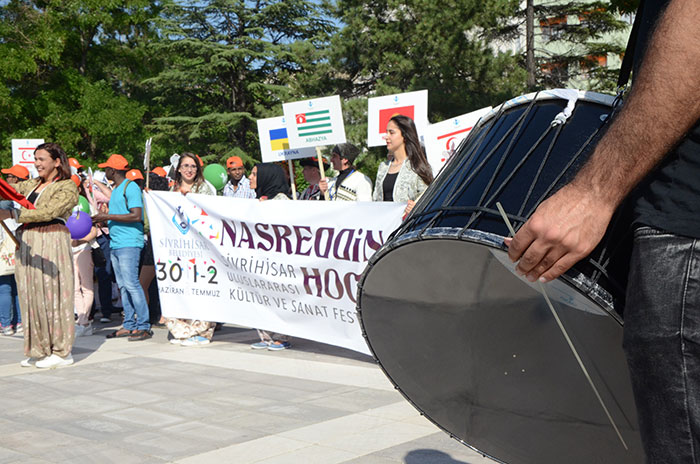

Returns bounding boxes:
[358,231,643,463]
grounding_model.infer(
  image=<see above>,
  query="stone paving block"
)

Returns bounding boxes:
[214,410,308,435]
[102,407,183,428]
[304,387,404,412]
[148,398,230,420]
[94,388,166,405]
[174,435,309,464]
[163,420,263,445]
[42,394,130,414]
[278,408,396,444]
[199,391,276,409]
[54,445,166,464]
[257,401,348,423]
[320,420,437,456]
[0,446,26,464]
[253,444,358,464]
[121,431,220,461]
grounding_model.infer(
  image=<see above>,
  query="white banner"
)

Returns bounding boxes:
[282,95,347,149]
[256,116,317,163]
[11,139,43,177]
[424,107,491,176]
[145,192,404,354]
[367,90,429,147]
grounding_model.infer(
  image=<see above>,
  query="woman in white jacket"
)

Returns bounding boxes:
[373,115,433,215]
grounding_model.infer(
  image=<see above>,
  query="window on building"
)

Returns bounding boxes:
[539,16,567,40]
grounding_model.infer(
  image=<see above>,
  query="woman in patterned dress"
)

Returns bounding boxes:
[2,143,79,368]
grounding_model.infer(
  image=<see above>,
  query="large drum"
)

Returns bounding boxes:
[357,90,643,463]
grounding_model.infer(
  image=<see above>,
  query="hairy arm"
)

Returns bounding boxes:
[506,0,700,282]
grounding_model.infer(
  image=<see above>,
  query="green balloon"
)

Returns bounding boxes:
[77,195,90,213]
[203,163,227,190]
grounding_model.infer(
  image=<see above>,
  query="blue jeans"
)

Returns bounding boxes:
[623,226,700,463]
[94,234,114,318]
[0,274,20,328]
[111,247,150,331]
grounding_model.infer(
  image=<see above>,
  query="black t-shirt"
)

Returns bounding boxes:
[631,0,700,239]
[382,172,398,202]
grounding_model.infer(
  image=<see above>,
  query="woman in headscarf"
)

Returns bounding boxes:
[248,163,292,350]
[250,162,291,201]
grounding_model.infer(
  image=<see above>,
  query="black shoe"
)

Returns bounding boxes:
[128,330,153,342]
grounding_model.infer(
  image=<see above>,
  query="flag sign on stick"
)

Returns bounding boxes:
[11,139,44,178]
[257,116,317,163]
[367,90,428,147]
[282,95,346,149]
[424,107,492,176]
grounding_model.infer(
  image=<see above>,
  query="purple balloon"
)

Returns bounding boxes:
[66,211,92,240]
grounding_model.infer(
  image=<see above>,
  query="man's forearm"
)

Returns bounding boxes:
[571,0,700,207]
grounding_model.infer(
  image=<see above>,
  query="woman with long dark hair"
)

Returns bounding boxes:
[166,153,217,346]
[1,143,79,368]
[373,115,433,215]
[172,153,215,195]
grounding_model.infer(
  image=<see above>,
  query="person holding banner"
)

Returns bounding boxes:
[172,153,216,196]
[374,115,433,215]
[165,153,217,346]
[319,144,373,201]
[249,162,292,350]
[3,143,78,368]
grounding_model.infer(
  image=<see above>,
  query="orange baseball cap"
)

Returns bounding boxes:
[68,157,84,170]
[227,156,243,168]
[98,154,129,170]
[1,164,30,180]
[152,167,167,177]
[71,174,81,187]
[126,169,143,180]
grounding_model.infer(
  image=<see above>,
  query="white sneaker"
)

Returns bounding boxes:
[169,338,183,345]
[35,354,74,369]
[180,336,211,346]
[20,357,41,367]
[75,323,93,337]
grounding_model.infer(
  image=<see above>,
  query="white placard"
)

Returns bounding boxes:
[11,139,43,177]
[282,95,346,149]
[256,116,317,162]
[367,90,429,147]
[424,107,491,175]
[145,192,405,354]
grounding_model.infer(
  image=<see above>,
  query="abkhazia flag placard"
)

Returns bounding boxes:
[257,116,317,162]
[367,90,429,147]
[424,106,492,176]
[282,95,346,149]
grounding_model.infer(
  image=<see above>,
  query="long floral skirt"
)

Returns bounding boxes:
[15,224,75,358]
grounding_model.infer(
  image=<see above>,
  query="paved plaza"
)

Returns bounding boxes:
[0,323,497,463]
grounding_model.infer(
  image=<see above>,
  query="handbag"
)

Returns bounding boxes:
[91,242,107,267]
[0,231,16,276]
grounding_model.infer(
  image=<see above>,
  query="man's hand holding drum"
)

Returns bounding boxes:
[504,183,616,283]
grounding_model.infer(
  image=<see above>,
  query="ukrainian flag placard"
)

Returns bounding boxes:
[256,116,316,162]
[269,128,290,151]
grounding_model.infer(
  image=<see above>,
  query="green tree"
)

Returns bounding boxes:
[145,0,336,166]
[0,0,165,168]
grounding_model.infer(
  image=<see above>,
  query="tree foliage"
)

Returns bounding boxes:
[0,0,631,172]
